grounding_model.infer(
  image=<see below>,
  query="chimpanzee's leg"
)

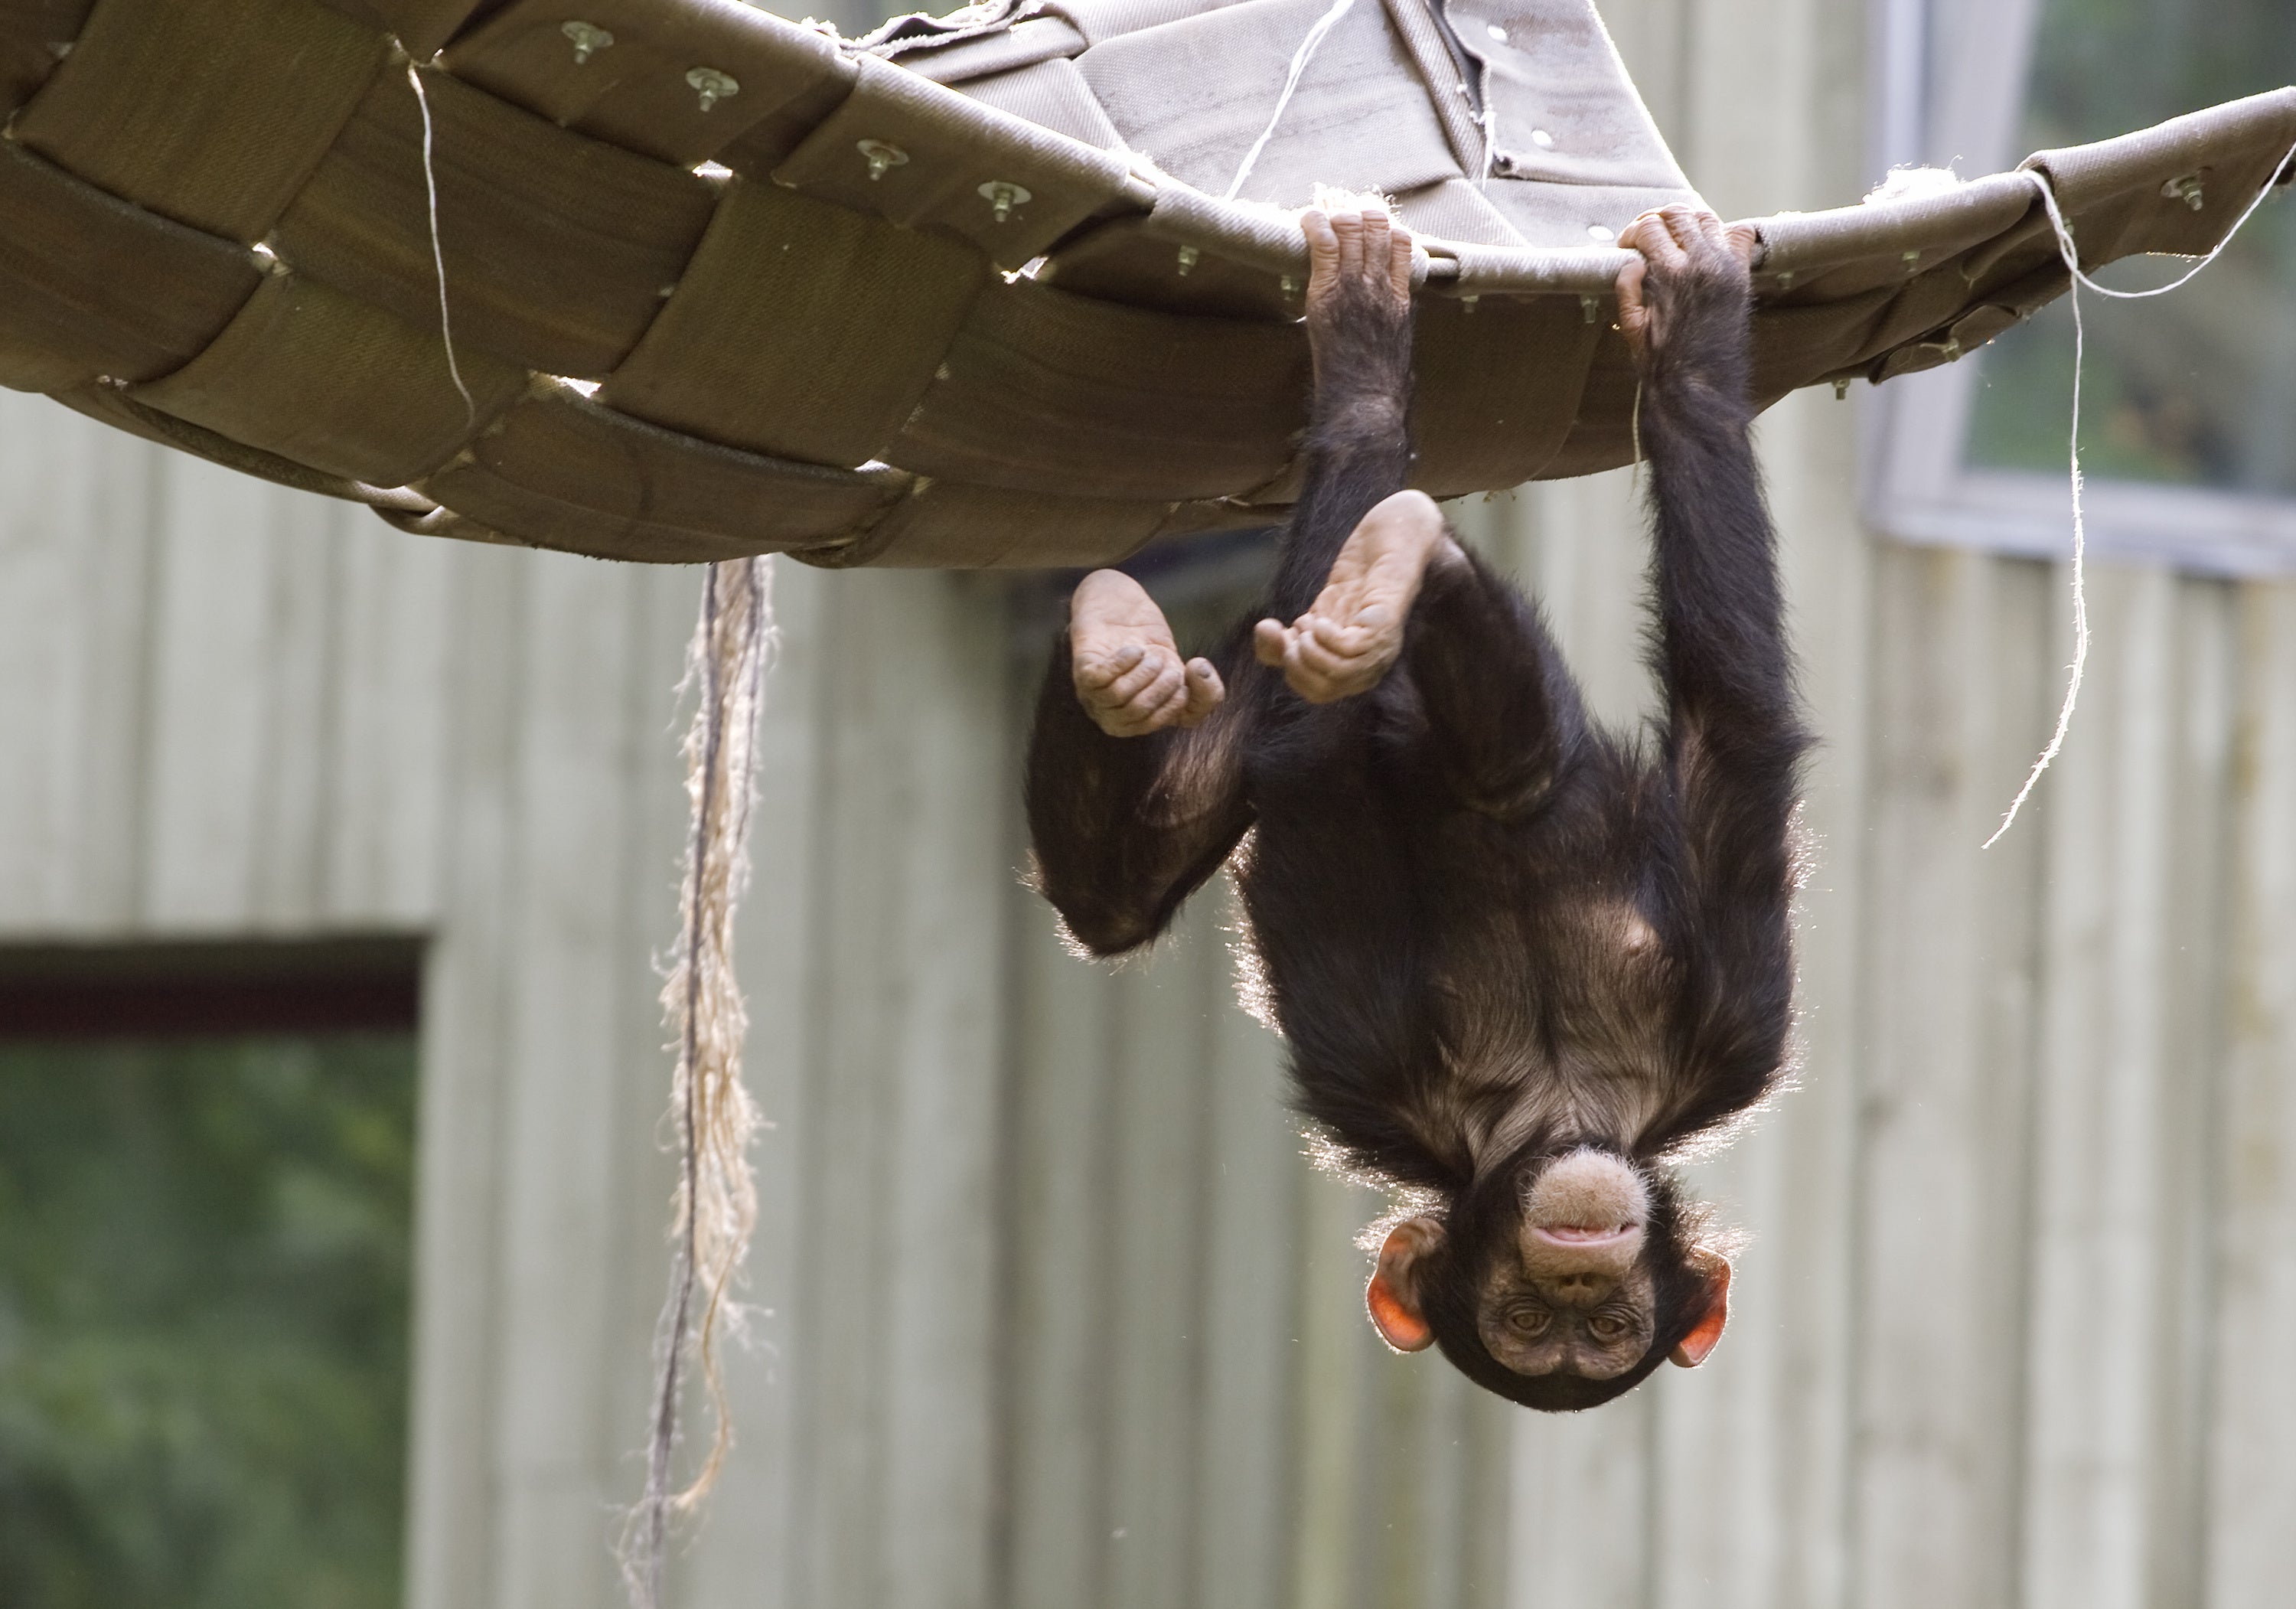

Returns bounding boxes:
[1397,538,1590,820]
[1025,603,1261,958]
[1026,207,1419,955]
[1249,203,1587,815]
[1254,210,1420,666]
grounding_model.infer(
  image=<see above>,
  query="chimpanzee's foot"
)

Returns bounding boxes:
[1069,570,1225,737]
[1255,489,1452,703]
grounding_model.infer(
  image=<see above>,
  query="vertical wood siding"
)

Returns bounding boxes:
[4,0,2296,1598]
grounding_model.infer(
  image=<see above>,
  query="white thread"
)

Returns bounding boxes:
[1222,0,1355,201]
[407,62,476,425]
[1981,267,2087,850]
[1477,78,1499,188]
[1983,138,2296,848]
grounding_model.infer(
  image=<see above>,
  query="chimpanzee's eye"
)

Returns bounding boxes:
[1586,1313,1629,1342]
[1508,1304,1551,1336]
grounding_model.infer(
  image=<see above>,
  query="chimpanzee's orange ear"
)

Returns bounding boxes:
[1668,1258,1731,1368]
[1366,1219,1440,1353]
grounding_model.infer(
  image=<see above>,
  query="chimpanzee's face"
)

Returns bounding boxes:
[1475,1146,1655,1379]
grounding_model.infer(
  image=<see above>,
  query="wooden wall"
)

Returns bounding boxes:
[5,2,2296,1605]
[0,380,1509,1609]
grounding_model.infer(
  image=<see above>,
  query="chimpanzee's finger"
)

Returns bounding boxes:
[1254,618,1291,667]
[1097,645,1163,702]
[1291,626,1356,686]
[1614,256,1649,345]
[1117,659,1186,725]
[1684,208,1736,268]
[1388,218,1416,300]
[1074,641,1144,690]
[1278,632,1335,701]
[1640,208,1694,272]
[1130,673,1192,733]
[1303,614,1374,662]
[1724,221,1761,268]
[1361,209,1392,282]
[1329,209,1365,280]
[1103,646,1172,704]
[1176,664,1225,727]
[1301,210,1339,282]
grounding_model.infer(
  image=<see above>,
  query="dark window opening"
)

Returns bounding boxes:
[0,940,422,1609]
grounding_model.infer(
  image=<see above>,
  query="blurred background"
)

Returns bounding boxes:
[1,1,2292,1607]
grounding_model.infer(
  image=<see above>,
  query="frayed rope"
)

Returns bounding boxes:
[620,557,778,1609]
[1983,137,2296,848]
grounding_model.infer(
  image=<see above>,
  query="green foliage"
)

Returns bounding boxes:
[1964,0,2296,494]
[0,1035,415,1609]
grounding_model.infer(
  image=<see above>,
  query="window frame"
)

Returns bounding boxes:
[1863,0,2296,577]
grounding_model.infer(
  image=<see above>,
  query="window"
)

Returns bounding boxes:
[0,942,420,1609]
[1870,0,2296,573]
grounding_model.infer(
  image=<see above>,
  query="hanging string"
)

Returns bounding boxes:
[1982,137,2296,849]
[621,557,778,1609]
[1223,0,1355,201]
[406,60,476,426]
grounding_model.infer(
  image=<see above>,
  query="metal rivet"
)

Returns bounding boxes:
[857,139,909,181]
[1580,293,1600,323]
[1530,129,1554,149]
[1776,269,1795,289]
[561,20,612,63]
[1176,244,1200,276]
[686,67,738,112]
[1279,274,1300,299]
[1834,377,1851,400]
[1460,294,1479,315]
[1587,224,1615,242]
[977,180,1032,223]
[1902,249,1921,269]
[2162,174,2205,211]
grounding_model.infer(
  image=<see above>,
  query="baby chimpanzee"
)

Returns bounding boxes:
[1024,204,1808,1410]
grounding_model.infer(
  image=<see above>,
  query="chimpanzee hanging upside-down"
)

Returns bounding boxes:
[1024,204,1810,1411]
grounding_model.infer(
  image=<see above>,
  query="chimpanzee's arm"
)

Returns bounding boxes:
[1627,210,1811,864]
[1265,215,1419,622]
[1024,627,1257,956]
[1623,208,1812,1124]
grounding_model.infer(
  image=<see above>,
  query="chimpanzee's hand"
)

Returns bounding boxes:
[1301,207,1415,429]
[1069,570,1225,738]
[1615,206,1759,380]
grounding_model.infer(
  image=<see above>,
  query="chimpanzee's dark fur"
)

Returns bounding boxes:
[1023,233,1810,1412]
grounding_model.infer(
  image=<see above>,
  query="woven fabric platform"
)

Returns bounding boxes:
[2,0,2291,568]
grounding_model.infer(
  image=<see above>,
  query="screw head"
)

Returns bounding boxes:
[2161,175,2206,211]
[977,180,1032,223]
[857,139,909,181]
[561,20,613,64]
[686,67,739,112]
